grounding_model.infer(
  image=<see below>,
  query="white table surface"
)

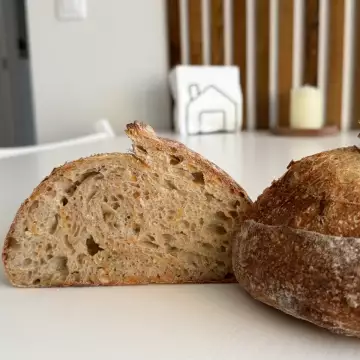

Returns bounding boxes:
[1,131,360,359]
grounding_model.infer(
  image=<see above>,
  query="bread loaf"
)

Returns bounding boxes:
[3,122,251,287]
[233,146,360,337]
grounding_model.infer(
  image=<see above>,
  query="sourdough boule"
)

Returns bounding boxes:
[233,146,360,337]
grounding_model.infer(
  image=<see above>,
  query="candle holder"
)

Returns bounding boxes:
[271,125,339,137]
[271,85,339,136]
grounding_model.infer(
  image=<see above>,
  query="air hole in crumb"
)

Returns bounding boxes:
[165,180,177,190]
[199,218,204,225]
[220,245,227,252]
[183,253,201,268]
[86,236,103,256]
[103,210,112,222]
[205,192,215,201]
[117,194,124,200]
[23,258,32,266]
[202,243,213,250]
[104,196,108,203]
[33,279,40,285]
[216,260,226,268]
[51,256,68,273]
[136,145,148,154]
[61,197,68,206]
[169,154,183,165]
[7,237,20,250]
[72,271,80,282]
[112,202,120,210]
[46,243,52,252]
[47,254,53,260]
[181,220,190,228]
[229,211,238,219]
[49,214,59,234]
[77,254,86,264]
[133,224,141,234]
[215,211,231,222]
[133,191,140,199]
[165,244,178,254]
[40,258,46,265]
[141,240,159,249]
[192,171,205,185]
[232,200,241,209]
[208,224,227,235]
[29,200,39,213]
[162,233,175,243]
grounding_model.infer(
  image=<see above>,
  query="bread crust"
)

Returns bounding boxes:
[233,220,360,337]
[2,122,251,287]
[234,146,360,337]
[249,146,360,237]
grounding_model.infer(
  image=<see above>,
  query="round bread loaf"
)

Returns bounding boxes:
[233,146,360,337]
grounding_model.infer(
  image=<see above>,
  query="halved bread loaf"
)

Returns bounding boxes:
[3,122,251,287]
[233,146,360,337]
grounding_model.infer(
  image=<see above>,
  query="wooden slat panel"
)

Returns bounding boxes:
[255,0,270,129]
[188,0,203,65]
[210,0,224,65]
[233,0,246,129]
[352,0,360,128]
[278,0,294,127]
[167,0,181,129]
[303,0,319,85]
[167,0,182,69]
[326,0,345,127]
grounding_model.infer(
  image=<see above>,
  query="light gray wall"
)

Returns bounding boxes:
[0,0,35,146]
[26,0,171,143]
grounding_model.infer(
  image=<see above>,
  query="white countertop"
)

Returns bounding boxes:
[1,131,360,359]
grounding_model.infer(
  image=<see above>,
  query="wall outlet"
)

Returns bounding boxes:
[56,0,87,21]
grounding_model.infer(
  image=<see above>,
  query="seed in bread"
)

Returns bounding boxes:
[2,122,251,287]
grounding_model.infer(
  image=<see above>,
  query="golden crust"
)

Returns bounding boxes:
[234,146,360,337]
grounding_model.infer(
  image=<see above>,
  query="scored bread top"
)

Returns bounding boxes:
[247,146,360,237]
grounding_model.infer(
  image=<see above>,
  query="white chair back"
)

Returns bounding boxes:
[0,119,116,159]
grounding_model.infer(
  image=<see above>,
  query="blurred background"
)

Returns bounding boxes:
[0,0,359,146]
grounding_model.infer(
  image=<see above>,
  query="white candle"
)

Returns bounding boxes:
[290,86,324,129]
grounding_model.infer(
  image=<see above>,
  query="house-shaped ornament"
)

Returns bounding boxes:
[169,66,243,135]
